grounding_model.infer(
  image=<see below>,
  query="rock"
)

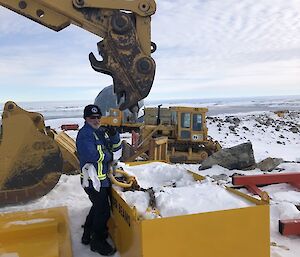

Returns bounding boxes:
[275,126,280,131]
[199,142,256,170]
[255,117,265,125]
[229,125,236,132]
[211,174,228,181]
[279,121,286,126]
[255,117,274,126]
[277,141,282,144]
[279,134,285,139]
[256,157,283,172]
[265,118,274,126]
[225,116,240,125]
[242,126,249,131]
[290,126,299,133]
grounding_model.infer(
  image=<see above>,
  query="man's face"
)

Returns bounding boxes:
[86,115,101,129]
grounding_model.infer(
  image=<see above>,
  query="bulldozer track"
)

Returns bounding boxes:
[168,141,213,154]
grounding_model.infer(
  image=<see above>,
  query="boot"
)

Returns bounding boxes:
[90,234,116,256]
[81,226,91,245]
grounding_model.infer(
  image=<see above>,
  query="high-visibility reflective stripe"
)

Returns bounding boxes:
[97,145,104,162]
[96,145,106,180]
[79,133,107,180]
[112,140,122,149]
[93,132,106,180]
[93,132,99,140]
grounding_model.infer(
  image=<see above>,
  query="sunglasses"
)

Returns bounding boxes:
[89,116,101,120]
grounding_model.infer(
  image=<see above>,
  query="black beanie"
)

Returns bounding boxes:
[83,104,102,119]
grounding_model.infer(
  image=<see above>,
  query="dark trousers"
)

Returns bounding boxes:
[84,186,111,240]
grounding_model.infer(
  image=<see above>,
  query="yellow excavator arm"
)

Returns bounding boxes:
[0,0,156,111]
[0,0,157,206]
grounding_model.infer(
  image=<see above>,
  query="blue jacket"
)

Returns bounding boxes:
[76,122,122,187]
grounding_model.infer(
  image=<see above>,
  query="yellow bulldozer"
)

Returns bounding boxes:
[122,106,221,163]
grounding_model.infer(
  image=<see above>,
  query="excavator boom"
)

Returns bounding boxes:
[0,0,156,111]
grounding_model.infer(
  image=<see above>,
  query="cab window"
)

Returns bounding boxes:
[171,111,177,125]
[181,113,191,128]
[193,114,202,131]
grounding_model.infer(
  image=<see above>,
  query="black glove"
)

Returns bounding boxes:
[106,126,117,137]
[104,149,113,162]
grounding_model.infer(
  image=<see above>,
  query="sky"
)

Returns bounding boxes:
[0,0,300,103]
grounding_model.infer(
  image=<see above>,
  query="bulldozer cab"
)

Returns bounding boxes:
[170,107,208,142]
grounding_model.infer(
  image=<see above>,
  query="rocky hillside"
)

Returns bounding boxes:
[207,111,300,162]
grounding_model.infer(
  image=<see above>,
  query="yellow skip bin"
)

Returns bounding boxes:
[109,182,270,257]
[0,207,72,257]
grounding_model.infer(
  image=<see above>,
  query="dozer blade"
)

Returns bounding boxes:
[0,206,72,257]
[0,102,63,206]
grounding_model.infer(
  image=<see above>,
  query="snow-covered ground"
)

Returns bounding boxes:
[0,105,300,257]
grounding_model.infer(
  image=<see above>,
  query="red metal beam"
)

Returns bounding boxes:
[232,173,300,186]
[290,182,300,190]
[61,124,79,131]
[245,184,263,196]
[132,131,140,148]
[279,219,300,236]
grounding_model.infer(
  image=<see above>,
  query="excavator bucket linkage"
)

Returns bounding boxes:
[0,0,157,111]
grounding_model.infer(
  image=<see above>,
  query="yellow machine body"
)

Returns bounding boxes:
[144,106,209,140]
[0,206,72,257]
[109,183,270,257]
[124,106,221,163]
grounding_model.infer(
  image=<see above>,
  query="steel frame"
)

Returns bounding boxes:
[232,172,300,197]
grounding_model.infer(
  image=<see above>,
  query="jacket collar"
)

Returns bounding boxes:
[84,121,97,132]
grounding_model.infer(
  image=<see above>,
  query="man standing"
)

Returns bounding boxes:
[76,104,121,256]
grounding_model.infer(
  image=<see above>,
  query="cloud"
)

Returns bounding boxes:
[0,0,300,101]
